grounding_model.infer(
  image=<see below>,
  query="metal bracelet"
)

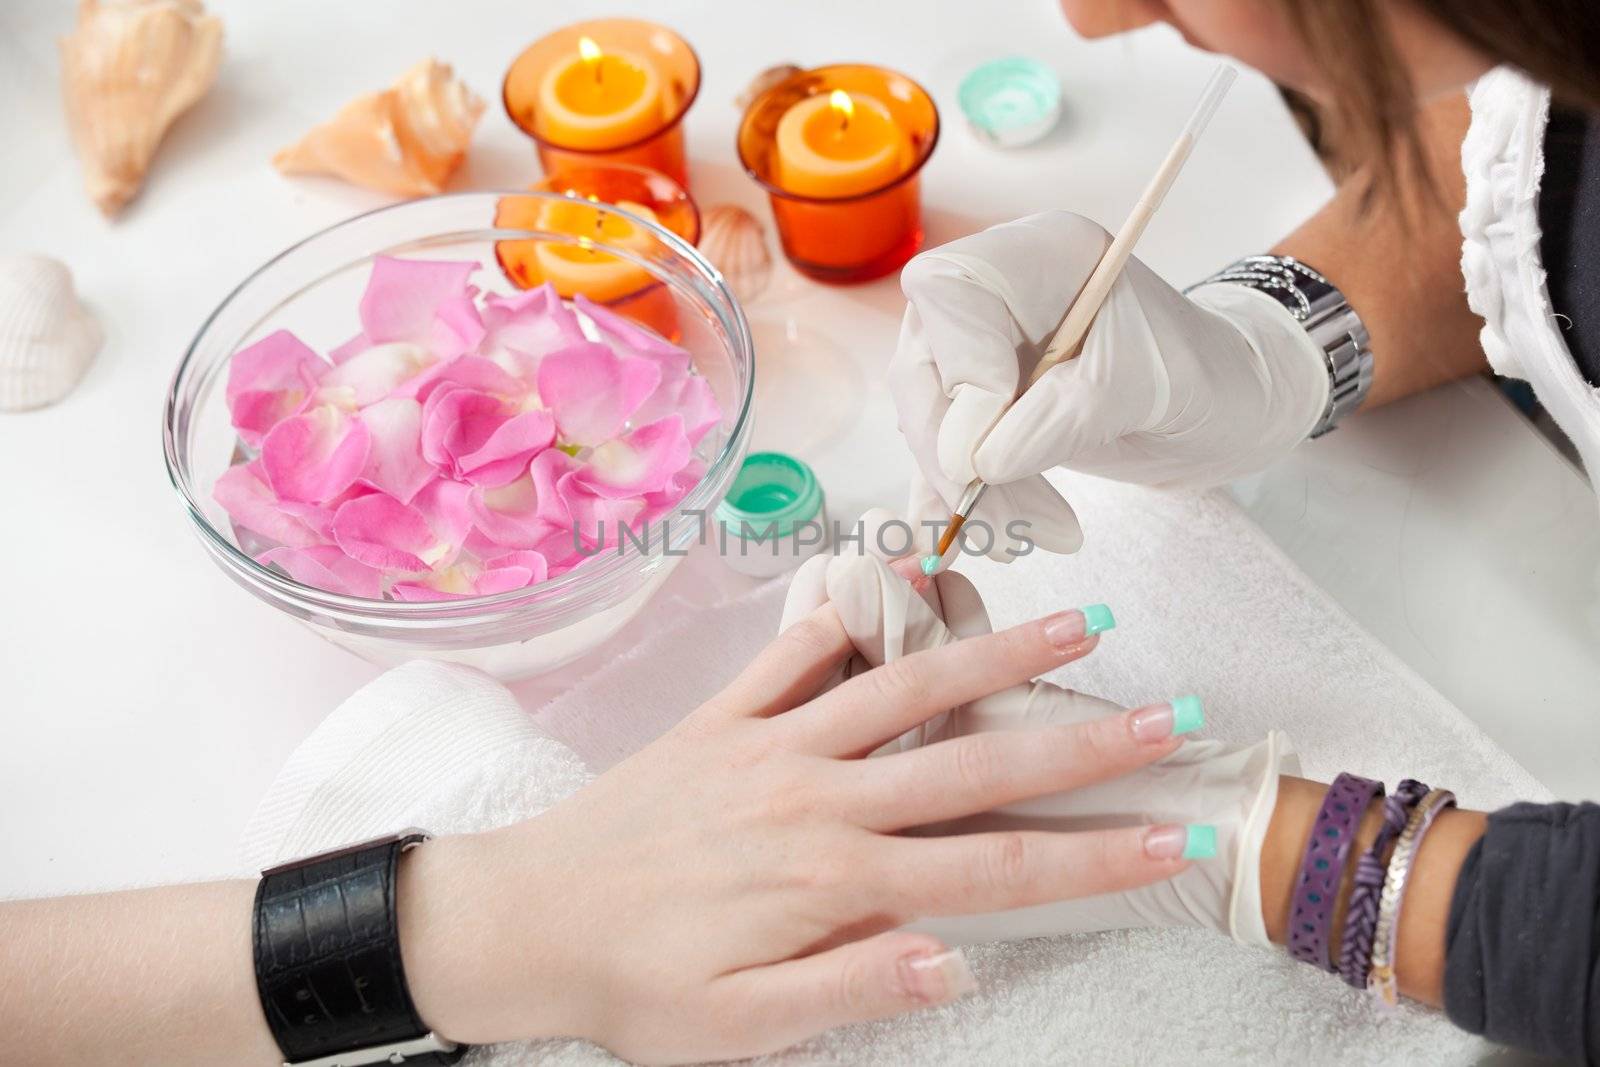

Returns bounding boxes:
[1187,254,1374,439]
[1367,788,1458,1007]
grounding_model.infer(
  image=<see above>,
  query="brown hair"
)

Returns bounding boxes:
[1275,0,1600,200]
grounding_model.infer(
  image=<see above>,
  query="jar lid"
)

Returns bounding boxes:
[716,452,824,540]
[958,57,1062,148]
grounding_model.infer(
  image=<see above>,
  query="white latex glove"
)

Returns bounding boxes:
[891,211,1330,560]
[780,536,1297,947]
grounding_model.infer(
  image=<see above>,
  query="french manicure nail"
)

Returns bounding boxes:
[1144,824,1218,861]
[1041,610,1086,651]
[903,948,978,1003]
[1082,603,1116,636]
[1171,695,1205,735]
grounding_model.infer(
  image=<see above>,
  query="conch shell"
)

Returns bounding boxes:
[60,0,224,217]
[699,205,773,304]
[0,256,104,412]
[274,59,485,198]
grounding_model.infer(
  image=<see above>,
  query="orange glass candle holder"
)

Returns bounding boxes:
[738,64,939,284]
[503,19,702,189]
[493,164,700,340]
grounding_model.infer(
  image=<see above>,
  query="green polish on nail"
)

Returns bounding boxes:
[1182,824,1218,861]
[1170,695,1205,736]
[920,554,941,576]
[1081,603,1116,636]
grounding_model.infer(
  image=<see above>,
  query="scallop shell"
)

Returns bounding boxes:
[700,205,773,304]
[60,0,224,217]
[736,63,803,110]
[0,256,104,412]
[273,59,485,198]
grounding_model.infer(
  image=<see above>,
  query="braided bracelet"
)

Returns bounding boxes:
[1288,773,1383,971]
[1368,787,1457,1006]
[1338,779,1429,988]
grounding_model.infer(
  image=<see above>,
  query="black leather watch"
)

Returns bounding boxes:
[252,829,467,1067]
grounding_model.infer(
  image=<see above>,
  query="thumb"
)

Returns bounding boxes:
[711,933,975,1057]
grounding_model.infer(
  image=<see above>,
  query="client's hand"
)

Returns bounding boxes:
[782,543,1297,947]
[399,598,1203,1064]
[891,211,1331,559]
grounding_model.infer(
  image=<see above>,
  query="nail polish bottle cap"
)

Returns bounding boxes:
[716,452,828,577]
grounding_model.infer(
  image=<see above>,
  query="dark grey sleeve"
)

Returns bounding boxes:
[1444,801,1600,1064]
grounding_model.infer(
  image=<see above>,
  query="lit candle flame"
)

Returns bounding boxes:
[578,36,603,82]
[829,89,854,130]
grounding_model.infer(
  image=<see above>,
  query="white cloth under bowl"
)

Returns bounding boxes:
[242,472,1550,1065]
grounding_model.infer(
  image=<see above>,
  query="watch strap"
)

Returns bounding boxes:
[253,830,465,1067]
[1188,254,1374,438]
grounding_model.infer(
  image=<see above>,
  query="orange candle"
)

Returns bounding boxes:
[534,37,664,151]
[504,20,701,189]
[494,167,701,340]
[738,65,939,284]
[775,90,911,198]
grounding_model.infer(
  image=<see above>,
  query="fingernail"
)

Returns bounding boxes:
[1128,703,1174,742]
[902,948,978,1003]
[1041,610,1086,651]
[1171,695,1205,735]
[1082,603,1116,636]
[1144,824,1217,861]
[919,554,941,576]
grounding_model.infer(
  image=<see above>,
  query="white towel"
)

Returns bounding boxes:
[243,473,1550,1065]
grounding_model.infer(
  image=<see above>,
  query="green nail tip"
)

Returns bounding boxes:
[1081,603,1116,636]
[1171,695,1205,735]
[920,554,941,576]
[1183,824,1218,861]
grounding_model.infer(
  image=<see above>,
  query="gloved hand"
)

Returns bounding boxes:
[891,211,1330,560]
[780,526,1298,946]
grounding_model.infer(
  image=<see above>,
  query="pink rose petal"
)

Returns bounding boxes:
[574,294,692,376]
[411,478,476,546]
[214,463,323,547]
[559,473,646,551]
[420,388,507,474]
[328,332,370,364]
[357,397,433,504]
[640,456,706,524]
[258,545,385,599]
[632,372,720,446]
[318,342,436,409]
[405,357,525,404]
[261,405,373,504]
[332,493,454,572]
[359,256,479,347]
[573,416,691,499]
[226,330,325,445]
[468,470,567,550]
[479,284,586,377]
[537,341,661,446]
[455,409,556,487]
[432,293,487,361]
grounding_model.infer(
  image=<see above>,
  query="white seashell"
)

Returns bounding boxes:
[273,59,485,198]
[0,256,104,412]
[60,0,224,217]
[699,205,773,305]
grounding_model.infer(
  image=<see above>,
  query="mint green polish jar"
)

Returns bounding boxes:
[715,452,828,578]
[957,57,1062,148]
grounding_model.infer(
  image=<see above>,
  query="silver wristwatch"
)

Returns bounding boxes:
[1187,255,1374,438]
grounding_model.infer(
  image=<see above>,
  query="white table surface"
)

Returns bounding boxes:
[2,0,1596,899]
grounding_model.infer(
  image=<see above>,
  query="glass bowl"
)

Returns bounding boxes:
[163,192,754,680]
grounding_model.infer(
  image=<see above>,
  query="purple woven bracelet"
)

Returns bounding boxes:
[1288,773,1383,971]
[1337,779,1429,988]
